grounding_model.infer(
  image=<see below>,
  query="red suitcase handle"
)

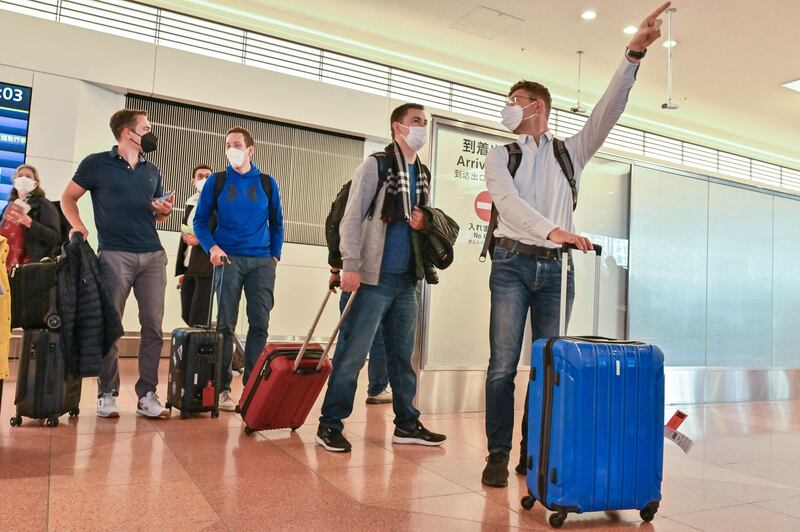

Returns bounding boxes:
[293,287,358,372]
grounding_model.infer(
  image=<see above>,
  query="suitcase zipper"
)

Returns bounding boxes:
[32,333,47,418]
[537,338,557,507]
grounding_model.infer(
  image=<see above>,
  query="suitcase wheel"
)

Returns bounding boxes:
[291,427,300,432]
[234,405,241,414]
[9,416,22,427]
[180,410,189,420]
[640,508,657,523]
[211,409,219,418]
[69,408,80,418]
[243,426,254,436]
[46,417,59,428]
[520,495,535,511]
[549,512,567,529]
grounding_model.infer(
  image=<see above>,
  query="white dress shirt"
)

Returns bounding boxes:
[485,57,640,248]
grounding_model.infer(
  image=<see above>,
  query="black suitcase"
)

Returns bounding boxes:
[10,260,61,330]
[166,266,224,419]
[10,329,82,427]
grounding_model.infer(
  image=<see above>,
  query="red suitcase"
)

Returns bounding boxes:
[236,287,355,434]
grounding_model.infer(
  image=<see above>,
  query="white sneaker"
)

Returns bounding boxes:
[97,393,120,418]
[136,392,170,419]
[218,390,237,412]
[366,388,393,405]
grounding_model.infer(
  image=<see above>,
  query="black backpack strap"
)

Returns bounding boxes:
[505,142,523,178]
[552,138,577,210]
[259,173,278,229]
[212,171,227,214]
[366,152,389,220]
[480,143,521,262]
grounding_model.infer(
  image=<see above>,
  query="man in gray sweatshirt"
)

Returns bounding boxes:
[316,103,447,453]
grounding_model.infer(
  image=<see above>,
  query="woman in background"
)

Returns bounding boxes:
[0,164,61,272]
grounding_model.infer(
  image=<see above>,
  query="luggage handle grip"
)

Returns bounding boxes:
[561,243,602,256]
[293,287,358,372]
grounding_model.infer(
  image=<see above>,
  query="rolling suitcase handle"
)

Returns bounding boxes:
[293,286,358,372]
[206,262,226,329]
[559,243,603,337]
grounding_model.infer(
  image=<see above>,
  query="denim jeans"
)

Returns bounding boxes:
[216,256,277,391]
[485,246,574,455]
[336,294,389,397]
[320,272,420,432]
[367,324,389,396]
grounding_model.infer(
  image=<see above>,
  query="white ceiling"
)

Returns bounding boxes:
[149,0,800,168]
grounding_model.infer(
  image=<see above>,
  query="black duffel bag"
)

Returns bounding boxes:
[10,258,61,330]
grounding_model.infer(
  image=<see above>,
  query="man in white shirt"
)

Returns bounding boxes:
[481,2,672,488]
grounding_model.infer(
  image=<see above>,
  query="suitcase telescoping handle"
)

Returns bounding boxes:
[207,263,226,329]
[293,287,358,372]
[559,243,603,337]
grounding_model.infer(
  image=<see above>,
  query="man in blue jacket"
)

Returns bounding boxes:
[193,127,284,412]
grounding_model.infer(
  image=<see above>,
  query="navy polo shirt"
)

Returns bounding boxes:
[72,147,164,253]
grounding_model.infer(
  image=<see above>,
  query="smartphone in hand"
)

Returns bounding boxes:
[155,191,175,202]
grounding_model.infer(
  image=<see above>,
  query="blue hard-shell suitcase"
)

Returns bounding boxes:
[521,246,665,528]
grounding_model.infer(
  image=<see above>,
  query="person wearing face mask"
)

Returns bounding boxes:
[192,127,284,412]
[176,164,213,327]
[315,103,446,453]
[480,2,672,488]
[0,165,61,272]
[60,109,174,420]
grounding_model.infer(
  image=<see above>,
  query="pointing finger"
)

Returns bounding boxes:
[647,1,671,23]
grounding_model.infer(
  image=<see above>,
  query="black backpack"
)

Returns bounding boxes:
[210,171,278,231]
[326,153,389,270]
[479,138,575,261]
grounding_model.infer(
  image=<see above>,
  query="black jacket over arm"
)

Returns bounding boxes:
[57,235,124,378]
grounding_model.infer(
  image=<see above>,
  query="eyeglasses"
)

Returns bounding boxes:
[506,95,538,106]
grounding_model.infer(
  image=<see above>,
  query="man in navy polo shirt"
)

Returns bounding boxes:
[61,109,174,419]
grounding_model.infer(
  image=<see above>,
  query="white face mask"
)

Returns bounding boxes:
[13,176,36,197]
[500,101,536,132]
[226,148,247,168]
[398,124,427,152]
[195,178,207,193]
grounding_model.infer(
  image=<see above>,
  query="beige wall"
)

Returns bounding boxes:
[0,12,504,338]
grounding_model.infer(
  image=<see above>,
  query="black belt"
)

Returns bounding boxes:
[495,238,565,259]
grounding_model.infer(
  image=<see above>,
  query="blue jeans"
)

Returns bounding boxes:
[336,294,389,397]
[216,256,277,391]
[320,272,420,432]
[485,246,574,455]
[367,324,389,396]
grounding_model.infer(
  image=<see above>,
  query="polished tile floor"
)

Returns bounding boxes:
[3,359,800,531]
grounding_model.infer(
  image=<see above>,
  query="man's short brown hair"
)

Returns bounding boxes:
[226,127,255,147]
[109,109,147,140]
[389,103,425,139]
[192,164,212,178]
[507,81,552,118]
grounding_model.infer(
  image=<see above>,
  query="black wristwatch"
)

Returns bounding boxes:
[625,46,647,60]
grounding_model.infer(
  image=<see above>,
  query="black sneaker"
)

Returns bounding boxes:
[515,456,528,475]
[316,427,352,453]
[392,422,447,446]
[482,451,510,487]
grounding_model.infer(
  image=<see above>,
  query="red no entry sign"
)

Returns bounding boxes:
[474,191,492,222]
